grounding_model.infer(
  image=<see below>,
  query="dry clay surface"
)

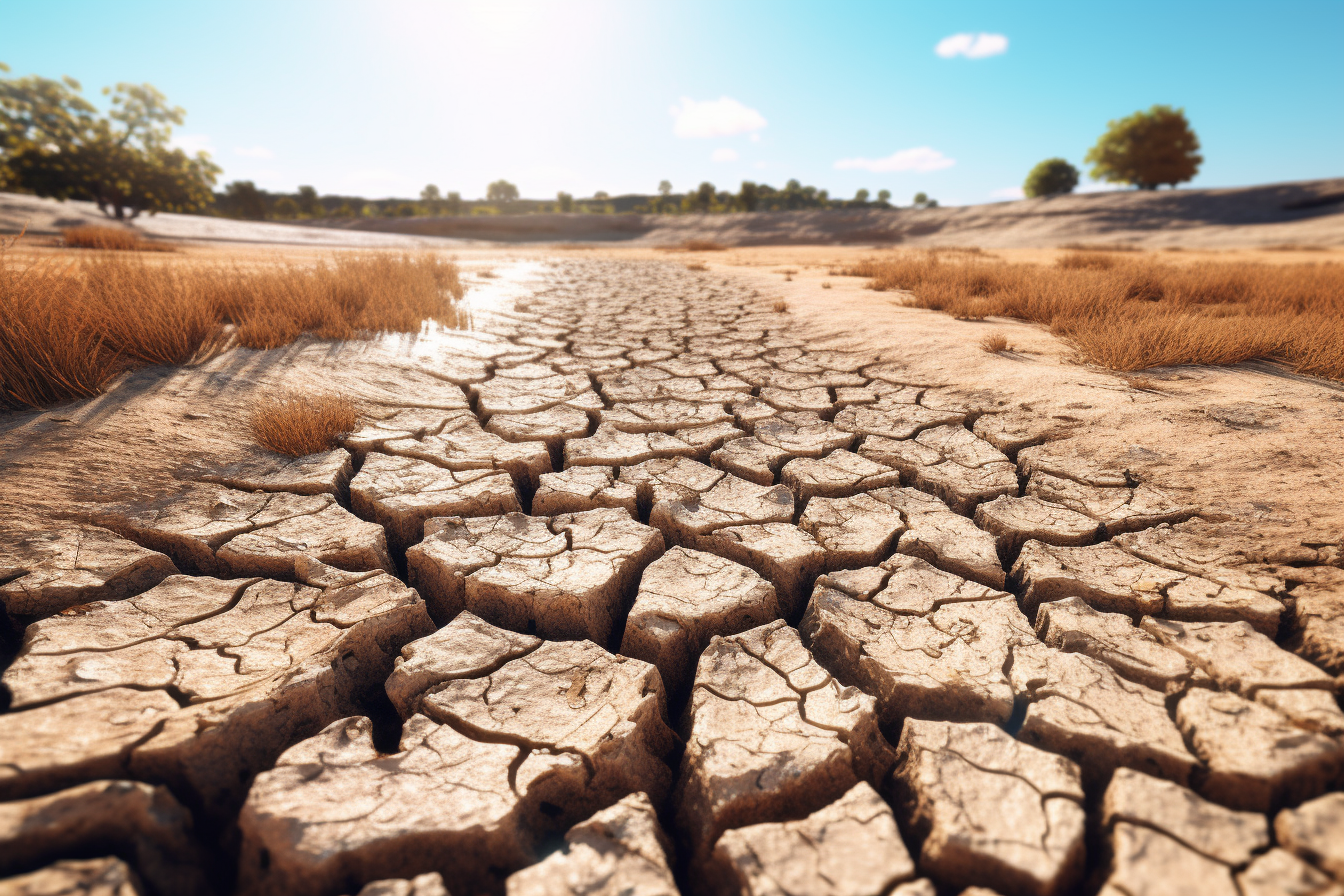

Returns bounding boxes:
[1,258,1343,896]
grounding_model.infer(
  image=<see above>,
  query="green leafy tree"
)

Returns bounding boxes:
[0,70,218,219]
[737,181,759,212]
[693,181,715,213]
[876,189,892,207]
[295,185,323,217]
[853,188,870,205]
[420,184,441,202]
[593,190,609,200]
[221,180,267,220]
[445,191,462,215]
[913,191,928,206]
[658,180,672,197]
[1085,105,1202,190]
[557,191,574,213]
[272,196,300,218]
[486,179,519,202]
[1023,158,1079,197]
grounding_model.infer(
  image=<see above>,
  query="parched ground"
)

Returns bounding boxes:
[2,256,1343,896]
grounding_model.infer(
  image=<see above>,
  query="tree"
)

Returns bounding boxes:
[220,180,267,220]
[593,190,610,200]
[913,192,928,206]
[1085,105,1201,190]
[296,185,323,217]
[420,184,441,202]
[445,191,462,215]
[0,72,218,219]
[272,196,300,218]
[557,191,574,213]
[853,188,870,205]
[486,179,519,202]
[876,189,892,207]
[694,181,716,213]
[737,181,759,212]
[658,180,672,197]
[1023,158,1079,198]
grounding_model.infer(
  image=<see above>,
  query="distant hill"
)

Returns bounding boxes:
[3,178,1342,249]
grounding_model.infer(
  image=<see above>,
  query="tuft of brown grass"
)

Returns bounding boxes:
[821,282,832,289]
[772,300,789,313]
[845,250,1344,379]
[661,239,727,252]
[1058,242,1141,252]
[980,331,1011,353]
[0,247,465,409]
[249,391,360,457]
[1056,251,1120,271]
[1124,375,1161,391]
[62,226,173,252]
[685,261,708,272]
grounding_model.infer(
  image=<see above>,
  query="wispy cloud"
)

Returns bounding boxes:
[990,186,1025,199]
[835,147,955,173]
[670,96,767,139]
[234,145,275,159]
[935,33,1008,59]
[711,147,739,163]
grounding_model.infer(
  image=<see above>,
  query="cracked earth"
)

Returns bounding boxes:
[1,258,1343,896]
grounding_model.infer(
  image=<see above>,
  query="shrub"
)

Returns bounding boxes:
[249,391,360,457]
[1023,158,1079,198]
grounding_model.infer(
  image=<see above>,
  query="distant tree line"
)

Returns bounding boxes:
[208,178,938,221]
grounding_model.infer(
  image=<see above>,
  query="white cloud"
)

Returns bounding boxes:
[990,186,1025,199]
[669,96,767,139]
[935,32,1008,59]
[711,147,739,163]
[834,146,956,173]
[234,145,274,159]
[170,134,214,155]
[749,133,761,143]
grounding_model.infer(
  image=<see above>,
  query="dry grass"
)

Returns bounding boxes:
[0,248,465,409]
[661,240,727,252]
[772,300,789,313]
[845,250,1344,379]
[1058,242,1141,252]
[62,226,173,252]
[980,331,1011,354]
[685,261,708,272]
[249,390,360,457]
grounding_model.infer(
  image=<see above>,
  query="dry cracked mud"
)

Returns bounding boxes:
[3,258,1343,896]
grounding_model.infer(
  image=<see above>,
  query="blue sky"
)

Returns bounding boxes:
[4,0,1341,205]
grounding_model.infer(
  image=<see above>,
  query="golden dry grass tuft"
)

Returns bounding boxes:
[980,331,1011,354]
[62,226,173,252]
[845,251,1344,379]
[662,240,727,252]
[685,261,708,272]
[249,391,360,457]
[0,248,466,409]
[772,299,789,313]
